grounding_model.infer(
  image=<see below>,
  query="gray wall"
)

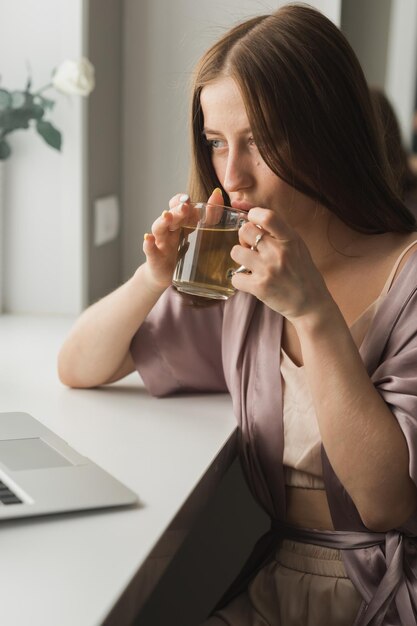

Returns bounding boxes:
[341,0,392,88]
[340,0,417,150]
[87,0,123,303]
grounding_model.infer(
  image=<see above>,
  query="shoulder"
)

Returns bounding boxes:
[390,245,417,309]
[392,233,417,283]
[361,250,417,374]
[381,244,417,338]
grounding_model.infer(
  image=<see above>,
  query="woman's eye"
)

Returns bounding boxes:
[205,138,226,150]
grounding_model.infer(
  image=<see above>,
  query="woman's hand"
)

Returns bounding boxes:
[142,188,224,291]
[142,193,192,290]
[231,207,332,321]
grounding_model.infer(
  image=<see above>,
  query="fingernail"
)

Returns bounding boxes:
[213,187,223,197]
[234,265,251,274]
[179,193,189,202]
[162,210,170,218]
[143,232,150,240]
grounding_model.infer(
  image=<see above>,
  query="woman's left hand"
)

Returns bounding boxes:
[231,207,332,322]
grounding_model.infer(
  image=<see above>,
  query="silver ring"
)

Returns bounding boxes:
[251,232,264,252]
[232,229,264,276]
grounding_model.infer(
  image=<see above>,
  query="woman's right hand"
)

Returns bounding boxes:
[142,188,224,291]
[142,193,192,290]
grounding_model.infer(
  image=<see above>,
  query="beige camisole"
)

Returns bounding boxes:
[282,240,417,489]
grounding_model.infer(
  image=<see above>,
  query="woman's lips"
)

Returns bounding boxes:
[231,200,255,212]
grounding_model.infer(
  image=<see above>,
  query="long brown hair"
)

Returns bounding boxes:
[188,4,416,234]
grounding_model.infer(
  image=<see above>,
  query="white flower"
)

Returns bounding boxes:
[52,58,95,96]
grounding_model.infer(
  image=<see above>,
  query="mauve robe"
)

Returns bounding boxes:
[130,249,417,625]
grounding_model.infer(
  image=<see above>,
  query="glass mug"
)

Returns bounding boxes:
[172,202,247,300]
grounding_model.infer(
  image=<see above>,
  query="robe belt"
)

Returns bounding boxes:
[271,520,417,625]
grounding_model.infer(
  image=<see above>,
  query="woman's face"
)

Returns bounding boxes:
[200,76,316,226]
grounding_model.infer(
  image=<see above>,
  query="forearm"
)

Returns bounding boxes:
[294,302,417,531]
[57,263,166,388]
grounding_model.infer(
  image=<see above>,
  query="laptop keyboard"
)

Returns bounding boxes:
[0,480,22,505]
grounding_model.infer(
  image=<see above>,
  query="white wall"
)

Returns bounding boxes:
[313,0,341,24]
[122,0,341,281]
[0,0,342,312]
[0,0,87,314]
[385,0,417,148]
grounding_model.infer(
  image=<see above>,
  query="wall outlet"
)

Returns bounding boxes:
[94,195,120,246]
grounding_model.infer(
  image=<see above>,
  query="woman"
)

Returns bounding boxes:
[58,5,417,625]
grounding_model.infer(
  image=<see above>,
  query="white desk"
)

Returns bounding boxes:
[0,315,237,626]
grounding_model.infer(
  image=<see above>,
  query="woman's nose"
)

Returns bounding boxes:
[222,149,253,194]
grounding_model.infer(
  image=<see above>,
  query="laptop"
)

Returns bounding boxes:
[0,412,138,520]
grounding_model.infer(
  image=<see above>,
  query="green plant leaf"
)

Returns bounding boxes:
[0,108,31,132]
[30,104,44,120]
[36,120,61,151]
[0,88,11,110]
[34,95,55,110]
[0,138,11,160]
[10,91,26,108]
